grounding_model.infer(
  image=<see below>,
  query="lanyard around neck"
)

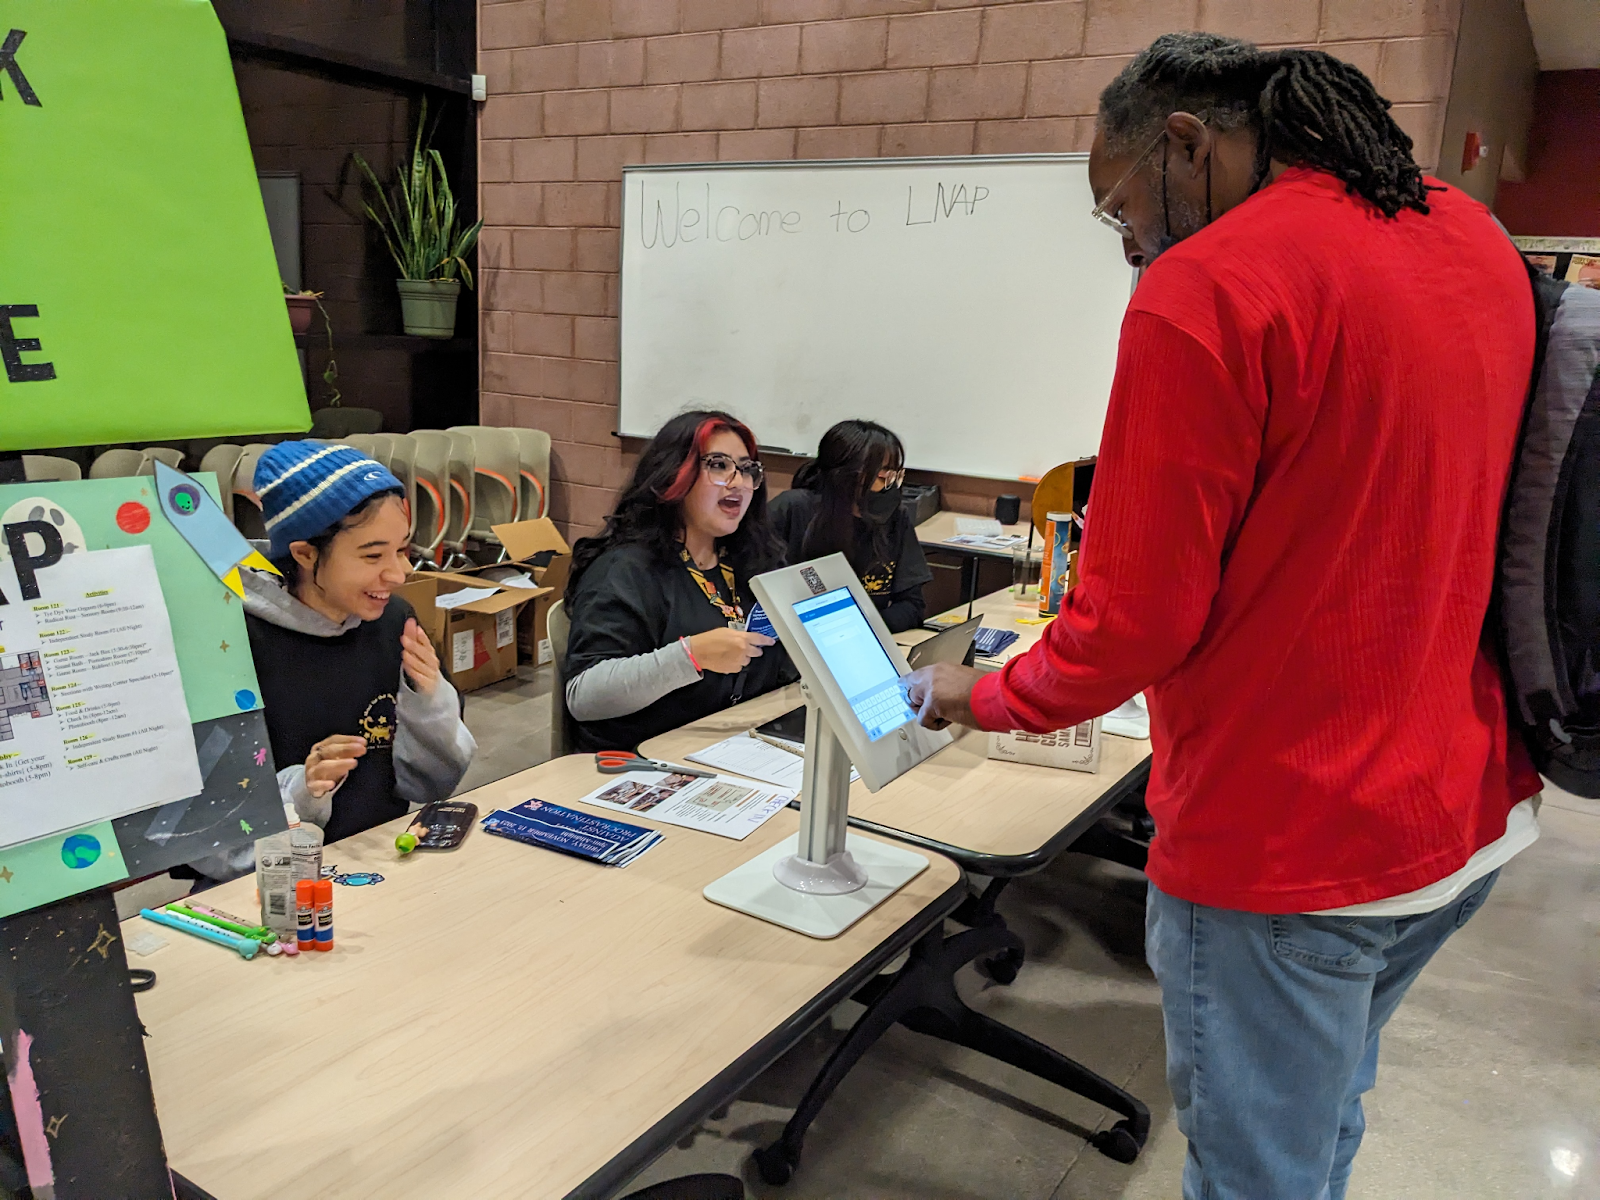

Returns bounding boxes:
[679,547,743,623]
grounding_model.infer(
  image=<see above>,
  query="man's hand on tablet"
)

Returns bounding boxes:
[903,663,984,731]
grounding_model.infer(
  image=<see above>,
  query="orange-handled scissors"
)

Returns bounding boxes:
[594,751,714,778]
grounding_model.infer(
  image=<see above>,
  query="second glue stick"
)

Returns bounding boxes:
[295,880,316,953]
[312,879,334,951]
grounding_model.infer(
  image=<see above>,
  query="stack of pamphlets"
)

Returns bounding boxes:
[481,799,661,867]
[973,627,1020,658]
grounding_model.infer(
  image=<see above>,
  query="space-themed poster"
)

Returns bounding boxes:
[0,476,287,916]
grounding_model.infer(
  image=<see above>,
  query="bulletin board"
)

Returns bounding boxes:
[0,0,309,449]
[0,476,286,918]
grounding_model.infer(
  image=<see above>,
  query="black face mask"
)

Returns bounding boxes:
[863,485,902,524]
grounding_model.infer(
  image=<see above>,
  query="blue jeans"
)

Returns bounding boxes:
[1145,870,1500,1200]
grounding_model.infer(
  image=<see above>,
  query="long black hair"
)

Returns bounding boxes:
[792,419,905,575]
[1098,32,1433,218]
[566,410,783,600]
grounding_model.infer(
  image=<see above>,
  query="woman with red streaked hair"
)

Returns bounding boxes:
[563,410,793,751]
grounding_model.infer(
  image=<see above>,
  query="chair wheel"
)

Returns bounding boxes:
[754,1142,797,1186]
[1089,1119,1143,1164]
[977,946,1024,985]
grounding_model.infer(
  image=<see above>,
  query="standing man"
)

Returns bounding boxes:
[905,33,1540,1200]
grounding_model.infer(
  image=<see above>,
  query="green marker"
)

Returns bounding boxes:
[166,903,274,943]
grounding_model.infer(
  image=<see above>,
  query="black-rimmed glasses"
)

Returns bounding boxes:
[702,453,764,488]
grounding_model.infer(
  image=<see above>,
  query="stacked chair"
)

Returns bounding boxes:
[76,425,556,573]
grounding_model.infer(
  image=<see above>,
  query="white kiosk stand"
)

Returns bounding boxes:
[703,556,952,938]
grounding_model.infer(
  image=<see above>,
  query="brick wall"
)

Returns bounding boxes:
[477,0,1463,539]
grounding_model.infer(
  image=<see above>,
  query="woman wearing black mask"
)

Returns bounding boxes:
[770,420,933,633]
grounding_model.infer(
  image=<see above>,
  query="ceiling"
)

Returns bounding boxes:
[1523,0,1600,70]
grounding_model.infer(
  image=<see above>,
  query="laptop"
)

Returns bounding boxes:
[754,615,981,746]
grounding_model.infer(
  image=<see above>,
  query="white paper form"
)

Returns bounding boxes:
[0,546,202,845]
[686,732,860,790]
[574,770,792,840]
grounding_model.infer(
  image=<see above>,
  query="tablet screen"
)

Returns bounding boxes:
[794,587,916,741]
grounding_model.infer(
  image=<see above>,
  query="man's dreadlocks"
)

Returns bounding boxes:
[1099,32,1434,219]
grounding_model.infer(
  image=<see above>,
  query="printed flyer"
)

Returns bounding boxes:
[0,543,202,844]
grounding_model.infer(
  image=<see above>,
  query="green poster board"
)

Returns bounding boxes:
[0,476,287,918]
[0,1,310,449]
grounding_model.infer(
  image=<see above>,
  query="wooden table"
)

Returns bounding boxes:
[645,586,1151,872]
[642,691,1150,875]
[131,756,963,1200]
[641,589,1157,1179]
[914,511,1034,614]
[913,510,1031,555]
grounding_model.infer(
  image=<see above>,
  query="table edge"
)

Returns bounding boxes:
[848,754,1151,877]
[565,875,968,1200]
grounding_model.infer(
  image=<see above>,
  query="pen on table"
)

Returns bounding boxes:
[165,903,274,942]
[141,908,260,960]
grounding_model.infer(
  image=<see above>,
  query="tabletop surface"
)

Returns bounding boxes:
[643,605,1151,869]
[914,510,1031,552]
[130,756,961,1200]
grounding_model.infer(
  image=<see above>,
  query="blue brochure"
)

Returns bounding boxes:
[745,602,777,638]
[481,800,661,867]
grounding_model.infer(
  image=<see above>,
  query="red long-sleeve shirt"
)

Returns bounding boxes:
[970,169,1541,912]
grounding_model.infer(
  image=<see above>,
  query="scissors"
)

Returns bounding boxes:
[594,751,715,778]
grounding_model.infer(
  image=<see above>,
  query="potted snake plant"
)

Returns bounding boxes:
[353,101,482,339]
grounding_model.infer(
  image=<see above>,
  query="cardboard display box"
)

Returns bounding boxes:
[459,518,573,666]
[395,572,545,693]
[988,717,1101,772]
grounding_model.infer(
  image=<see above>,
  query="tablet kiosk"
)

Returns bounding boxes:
[703,555,953,937]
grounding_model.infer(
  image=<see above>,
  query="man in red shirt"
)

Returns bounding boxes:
[906,33,1540,1200]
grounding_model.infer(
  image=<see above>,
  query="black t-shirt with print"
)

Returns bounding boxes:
[245,597,410,843]
[768,488,933,633]
[564,543,795,752]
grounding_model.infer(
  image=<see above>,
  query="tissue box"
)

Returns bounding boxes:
[988,717,1101,772]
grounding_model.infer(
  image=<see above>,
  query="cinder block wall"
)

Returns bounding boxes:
[477,0,1461,538]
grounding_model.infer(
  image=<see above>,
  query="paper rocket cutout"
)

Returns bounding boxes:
[153,461,280,597]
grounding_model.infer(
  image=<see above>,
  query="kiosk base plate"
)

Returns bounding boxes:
[704,834,929,939]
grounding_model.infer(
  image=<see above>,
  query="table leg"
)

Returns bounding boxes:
[753,922,1150,1185]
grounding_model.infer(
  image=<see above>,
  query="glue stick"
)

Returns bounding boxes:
[312,879,334,951]
[295,880,316,953]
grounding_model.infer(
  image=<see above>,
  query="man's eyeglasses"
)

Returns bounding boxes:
[1089,129,1168,238]
[702,453,764,488]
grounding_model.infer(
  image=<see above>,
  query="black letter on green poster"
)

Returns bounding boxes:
[0,30,39,106]
[0,307,55,383]
[3,522,63,601]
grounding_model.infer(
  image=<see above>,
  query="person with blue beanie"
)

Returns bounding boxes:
[188,441,475,879]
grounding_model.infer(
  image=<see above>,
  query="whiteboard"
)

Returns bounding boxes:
[619,155,1134,481]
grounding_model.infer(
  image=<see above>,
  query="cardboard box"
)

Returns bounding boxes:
[988,717,1101,772]
[394,571,544,693]
[459,518,573,666]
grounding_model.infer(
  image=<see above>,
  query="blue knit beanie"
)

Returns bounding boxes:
[255,441,404,559]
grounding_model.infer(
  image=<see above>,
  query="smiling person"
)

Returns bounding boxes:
[563,411,790,752]
[905,34,1538,1200]
[769,420,932,633]
[190,442,476,880]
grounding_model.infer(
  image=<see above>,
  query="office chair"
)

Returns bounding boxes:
[197,444,245,523]
[21,455,81,482]
[449,425,521,554]
[547,600,572,760]
[409,430,453,567]
[139,446,186,474]
[88,448,145,479]
[510,426,551,521]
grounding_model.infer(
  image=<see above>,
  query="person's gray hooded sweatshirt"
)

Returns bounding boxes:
[188,571,476,879]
